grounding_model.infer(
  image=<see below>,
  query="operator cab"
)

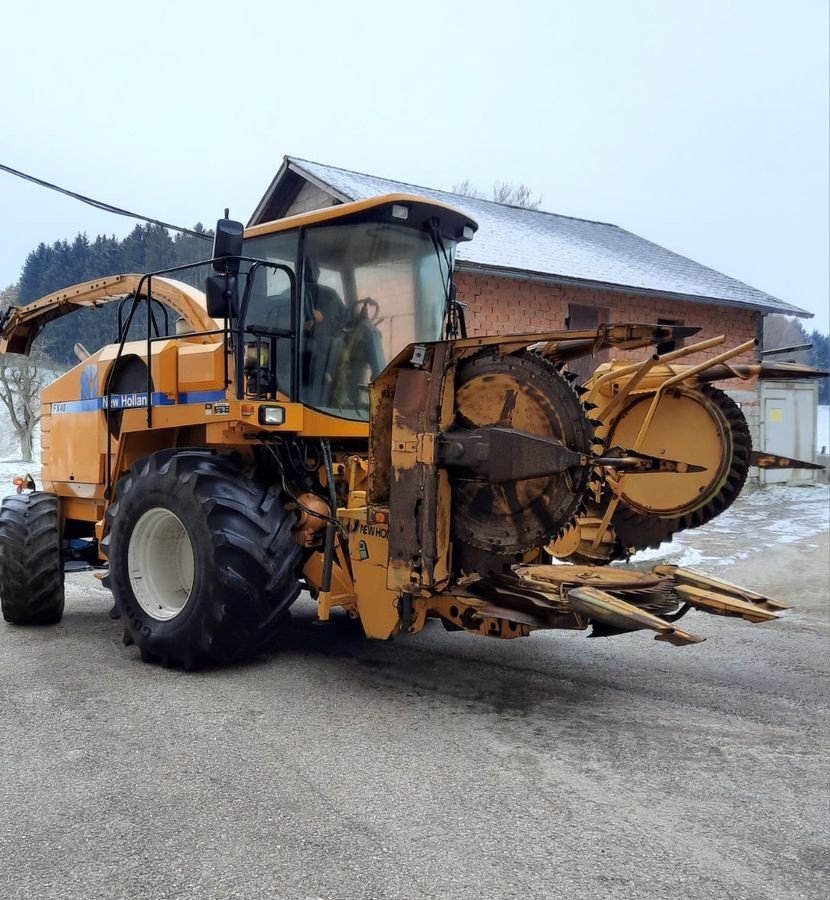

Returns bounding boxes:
[234,195,477,421]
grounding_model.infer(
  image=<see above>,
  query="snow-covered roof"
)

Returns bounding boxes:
[250,156,809,317]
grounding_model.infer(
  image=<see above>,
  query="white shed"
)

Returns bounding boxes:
[759,381,819,485]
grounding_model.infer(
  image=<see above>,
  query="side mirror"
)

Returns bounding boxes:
[205,274,238,319]
[212,218,244,274]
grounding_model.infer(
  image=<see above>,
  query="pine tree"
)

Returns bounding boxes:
[11,221,215,365]
[18,243,50,303]
[809,330,830,404]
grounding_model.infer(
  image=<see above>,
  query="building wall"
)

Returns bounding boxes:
[453,269,762,454]
[454,270,759,360]
[284,182,339,217]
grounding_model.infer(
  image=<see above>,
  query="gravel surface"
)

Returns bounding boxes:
[0,497,828,900]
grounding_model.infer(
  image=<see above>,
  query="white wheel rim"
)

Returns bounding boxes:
[127,508,195,621]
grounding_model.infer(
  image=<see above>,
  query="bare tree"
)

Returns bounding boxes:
[452,179,542,210]
[0,351,49,462]
[0,283,52,462]
[452,178,481,198]
[0,283,17,309]
[763,314,812,364]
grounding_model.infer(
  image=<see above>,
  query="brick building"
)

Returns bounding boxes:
[249,156,811,447]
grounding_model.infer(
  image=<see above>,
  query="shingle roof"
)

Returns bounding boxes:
[259,156,810,317]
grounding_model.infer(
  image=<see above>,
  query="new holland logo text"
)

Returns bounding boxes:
[103,392,149,409]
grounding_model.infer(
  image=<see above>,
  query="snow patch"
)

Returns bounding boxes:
[625,483,830,572]
[0,421,42,499]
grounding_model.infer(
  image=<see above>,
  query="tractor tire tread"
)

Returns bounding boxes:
[107,449,302,668]
[0,492,65,625]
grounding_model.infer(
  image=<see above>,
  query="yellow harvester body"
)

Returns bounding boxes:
[0,194,814,668]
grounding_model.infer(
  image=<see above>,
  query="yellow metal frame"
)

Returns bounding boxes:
[585,336,758,550]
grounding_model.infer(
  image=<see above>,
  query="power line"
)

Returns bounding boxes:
[0,162,213,241]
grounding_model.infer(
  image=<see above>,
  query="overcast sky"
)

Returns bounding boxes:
[1,0,827,330]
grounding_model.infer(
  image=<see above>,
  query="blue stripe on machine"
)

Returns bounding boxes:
[179,390,227,404]
[50,389,228,415]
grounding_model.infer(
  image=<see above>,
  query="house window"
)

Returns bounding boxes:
[657,318,684,355]
[567,303,609,381]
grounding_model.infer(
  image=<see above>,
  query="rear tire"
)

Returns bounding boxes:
[103,449,303,668]
[0,492,65,625]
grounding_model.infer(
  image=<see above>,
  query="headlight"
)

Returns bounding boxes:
[258,406,285,426]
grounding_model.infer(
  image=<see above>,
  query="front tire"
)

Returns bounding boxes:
[104,449,303,668]
[0,492,65,625]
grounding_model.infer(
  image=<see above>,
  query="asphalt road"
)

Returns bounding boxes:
[0,531,828,899]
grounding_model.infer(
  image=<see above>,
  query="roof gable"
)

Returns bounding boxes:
[250,156,809,318]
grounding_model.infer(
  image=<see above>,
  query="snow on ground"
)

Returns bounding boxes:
[626,482,830,572]
[0,422,41,499]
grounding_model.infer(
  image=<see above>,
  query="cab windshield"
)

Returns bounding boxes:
[241,220,456,421]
